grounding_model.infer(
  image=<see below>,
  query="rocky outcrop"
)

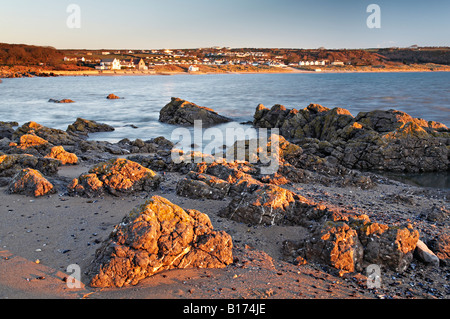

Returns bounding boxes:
[159,97,231,126]
[44,146,78,165]
[253,104,450,173]
[68,158,161,197]
[7,168,55,197]
[66,118,115,136]
[88,196,233,288]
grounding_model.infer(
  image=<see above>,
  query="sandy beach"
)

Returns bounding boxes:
[0,158,448,299]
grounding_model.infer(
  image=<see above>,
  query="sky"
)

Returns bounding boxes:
[0,0,449,49]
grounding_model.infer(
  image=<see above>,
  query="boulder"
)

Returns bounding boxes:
[361,223,420,272]
[176,171,230,200]
[0,121,18,139]
[68,158,161,197]
[285,211,420,274]
[106,93,121,99]
[429,234,450,267]
[44,146,78,165]
[415,240,440,267]
[11,134,51,155]
[219,184,326,226]
[8,168,55,197]
[0,154,60,177]
[88,196,233,288]
[13,121,81,146]
[66,118,115,135]
[304,221,364,273]
[159,97,231,126]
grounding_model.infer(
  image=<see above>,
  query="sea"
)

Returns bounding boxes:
[0,71,449,187]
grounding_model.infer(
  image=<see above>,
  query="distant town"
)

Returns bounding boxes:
[1,43,449,77]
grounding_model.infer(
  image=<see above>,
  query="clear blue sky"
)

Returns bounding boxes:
[0,0,449,49]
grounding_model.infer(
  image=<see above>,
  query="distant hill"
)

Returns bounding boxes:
[376,48,450,65]
[0,43,63,66]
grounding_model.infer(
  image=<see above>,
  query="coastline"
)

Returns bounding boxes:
[2,64,450,79]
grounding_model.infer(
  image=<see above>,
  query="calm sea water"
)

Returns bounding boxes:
[1,72,449,188]
[0,72,449,143]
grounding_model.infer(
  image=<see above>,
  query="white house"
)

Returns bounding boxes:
[97,58,121,70]
[188,65,200,72]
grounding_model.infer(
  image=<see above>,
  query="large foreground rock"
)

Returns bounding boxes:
[284,212,420,274]
[88,196,233,288]
[68,158,161,197]
[8,168,55,197]
[159,97,231,126]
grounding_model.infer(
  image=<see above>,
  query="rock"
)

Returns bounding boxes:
[415,240,440,267]
[360,223,419,273]
[8,168,55,197]
[67,173,104,198]
[0,154,60,177]
[48,99,75,103]
[88,196,233,288]
[429,234,450,267]
[13,134,50,153]
[66,118,115,135]
[423,205,449,223]
[304,221,364,273]
[253,104,449,173]
[13,121,81,146]
[0,122,17,139]
[68,158,161,197]
[106,93,121,99]
[44,146,78,165]
[219,184,327,226]
[159,97,231,126]
[176,171,230,200]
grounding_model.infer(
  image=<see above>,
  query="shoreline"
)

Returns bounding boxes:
[2,65,450,78]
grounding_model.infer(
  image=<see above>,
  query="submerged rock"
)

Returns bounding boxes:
[106,93,121,99]
[8,168,55,197]
[66,118,115,136]
[159,97,231,126]
[48,98,75,103]
[88,195,233,288]
[68,158,161,197]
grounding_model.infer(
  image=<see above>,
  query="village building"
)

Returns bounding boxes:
[96,58,121,70]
